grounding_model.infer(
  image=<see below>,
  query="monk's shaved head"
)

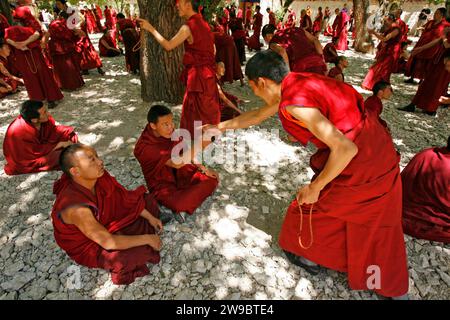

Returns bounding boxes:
[245,50,289,84]
[59,143,91,177]
[147,104,172,124]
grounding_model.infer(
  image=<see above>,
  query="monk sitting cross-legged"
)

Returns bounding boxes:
[134,105,219,223]
[51,144,163,285]
[3,100,78,175]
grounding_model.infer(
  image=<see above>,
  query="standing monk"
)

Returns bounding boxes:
[247,5,263,51]
[401,136,450,244]
[104,5,114,30]
[137,0,220,138]
[404,8,448,83]
[205,50,409,299]
[3,100,77,175]
[5,15,63,107]
[267,8,276,27]
[116,13,140,74]
[333,8,349,50]
[313,7,323,37]
[262,24,327,75]
[52,144,163,285]
[399,42,450,116]
[395,9,409,44]
[285,8,296,29]
[300,9,313,33]
[362,14,401,90]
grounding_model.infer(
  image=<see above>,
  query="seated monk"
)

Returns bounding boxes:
[364,81,393,129]
[0,39,23,98]
[99,29,121,57]
[52,144,163,285]
[323,38,339,64]
[134,105,219,223]
[402,137,450,244]
[327,56,348,82]
[3,100,78,175]
[216,62,243,121]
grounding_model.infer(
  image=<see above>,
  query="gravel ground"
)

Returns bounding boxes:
[0,34,448,300]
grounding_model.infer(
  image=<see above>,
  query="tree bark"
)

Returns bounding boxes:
[0,0,13,25]
[353,0,370,53]
[138,0,185,103]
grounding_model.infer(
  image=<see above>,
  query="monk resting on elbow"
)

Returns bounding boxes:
[3,100,78,175]
[134,105,219,223]
[51,144,163,285]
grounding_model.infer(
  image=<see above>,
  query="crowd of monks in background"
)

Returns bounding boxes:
[0,0,448,297]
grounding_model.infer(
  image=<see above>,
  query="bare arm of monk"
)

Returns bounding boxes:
[215,103,279,131]
[61,206,162,251]
[140,209,163,234]
[269,43,290,67]
[218,84,243,113]
[137,18,192,51]
[304,29,323,55]
[370,28,399,42]
[285,106,358,204]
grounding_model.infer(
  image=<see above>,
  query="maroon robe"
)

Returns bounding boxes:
[397,18,409,43]
[278,72,408,297]
[99,33,119,57]
[327,66,344,81]
[362,25,401,90]
[313,12,323,33]
[333,12,348,50]
[214,32,243,83]
[134,125,218,215]
[5,26,63,102]
[180,14,220,136]
[247,12,263,50]
[269,11,276,26]
[76,22,103,71]
[412,37,450,112]
[51,171,161,285]
[48,19,84,90]
[300,14,313,33]
[402,147,450,243]
[3,115,77,175]
[104,8,114,30]
[0,56,21,98]
[117,18,140,73]
[285,11,296,29]
[406,19,449,80]
[270,27,327,75]
[218,79,240,121]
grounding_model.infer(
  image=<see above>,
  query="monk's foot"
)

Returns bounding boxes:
[173,211,187,224]
[391,293,409,300]
[424,111,437,117]
[403,78,416,84]
[397,104,415,113]
[97,68,106,75]
[81,70,90,75]
[283,250,321,275]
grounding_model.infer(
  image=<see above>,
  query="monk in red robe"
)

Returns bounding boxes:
[206,50,409,299]
[0,40,23,98]
[404,8,448,83]
[104,5,114,30]
[134,105,219,223]
[3,100,77,175]
[267,8,276,27]
[247,5,263,51]
[399,42,450,116]
[213,28,244,86]
[313,7,323,36]
[116,13,140,74]
[228,12,246,66]
[327,56,348,82]
[216,62,243,121]
[323,37,339,64]
[5,23,63,107]
[300,9,313,33]
[395,9,409,44]
[52,144,163,285]
[333,9,349,50]
[362,14,401,90]
[401,137,450,244]
[285,8,296,29]
[364,81,392,129]
[262,24,327,75]
[46,14,84,91]
[93,5,104,32]
[137,0,221,138]
[99,29,121,57]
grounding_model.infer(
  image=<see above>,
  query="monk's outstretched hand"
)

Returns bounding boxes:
[136,18,154,33]
[296,184,320,205]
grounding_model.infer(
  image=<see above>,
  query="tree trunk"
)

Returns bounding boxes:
[0,0,13,25]
[353,0,370,53]
[138,0,185,104]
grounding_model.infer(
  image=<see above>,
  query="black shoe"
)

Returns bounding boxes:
[424,111,437,117]
[397,104,416,113]
[48,101,58,109]
[404,78,415,84]
[283,250,321,275]
[81,70,89,75]
[97,68,105,75]
[173,212,187,224]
